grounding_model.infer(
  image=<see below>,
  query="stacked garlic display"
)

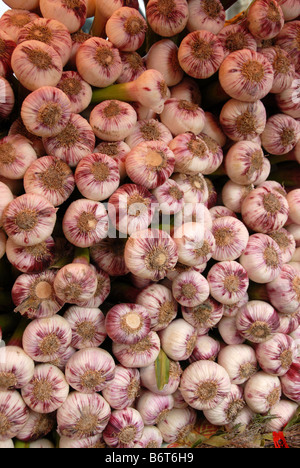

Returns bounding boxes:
[0,0,300,450]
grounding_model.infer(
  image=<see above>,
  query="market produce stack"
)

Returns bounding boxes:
[0,0,299,449]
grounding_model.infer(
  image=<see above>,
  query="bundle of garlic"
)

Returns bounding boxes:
[0,0,300,450]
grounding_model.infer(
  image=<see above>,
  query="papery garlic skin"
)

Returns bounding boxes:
[117,51,146,84]
[124,229,178,282]
[217,23,258,59]
[21,86,72,138]
[22,315,72,363]
[102,366,140,410]
[125,140,175,190]
[187,0,225,34]
[103,407,144,448]
[23,156,75,207]
[189,334,221,363]
[180,360,231,410]
[275,20,300,72]
[90,100,137,142]
[280,358,300,403]
[217,344,258,385]
[266,263,300,315]
[159,318,197,361]
[0,391,29,441]
[160,98,206,136]
[21,363,69,414]
[65,348,115,394]
[157,407,196,444]
[221,181,254,214]
[12,410,56,442]
[39,0,87,34]
[172,222,205,267]
[241,185,289,234]
[207,261,249,306]
[286,189,300,225]
[57,71,92,114]
[11,39,63,92]
[108,183,157,236]
[275,73,300,119]
[261,113,300,155]
[169,132,210,175]
[178,29,224,79]
[220,100,267,143]
[152,179,185,215]
[125,118,173,149]
[146,0,189,38]
[3,193,57,247]
[277,0,300,20]
[183,296,223,334]
[90,237,129,277]
[112,331,160,368]
[53,263,98,306]
[0,76,15,119]
[17,17,72,67]
[0,9,39,42]
[211,216,249,262]
[11,269,64,319]
[239,233,283,284]
[172,270,210,308]
[0,181,14,228]
[146,40,183,87]
[42,113,96,168]
[0,346,35,391]
[57,391,111,440]
[63,306,107,350]
[134,426,163,449]
[76,37,122,88]
[105,303,151,345]
[219,49,274,102]
[268,228,296,264]
[218,316,245,345]
[260,46,295,94]
[0,134,37,180]
[136,283,178,332]
[235,300,280,344]
[140,360,182,396]
[59,434,105,448]
[247,0,284,40]
[244,371,281,413]
[136,390,174,426]
[105,6,147,52]
[255,333,298,376]
[203,384,245,426]
[224,140,270,186]
[62,199,109,249]
[5,236,56,274]
[265,399,298,432]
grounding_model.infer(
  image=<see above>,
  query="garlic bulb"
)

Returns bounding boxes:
[255,333,298,376]
[180,360,231,410]
[217,344,258,385]
[244,371,281,413]
[157,407,197,444]
[264,399,298,432]
[140,360,182,396]
[136,390,174,426]
[280,358,300,403]
[158,318,197,361]
[101,366,140,410]
[203,384,245,426]
[235,300,280,343]
[103,407,144,448]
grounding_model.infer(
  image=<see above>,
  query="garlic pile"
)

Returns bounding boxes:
[0,0,300,450]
